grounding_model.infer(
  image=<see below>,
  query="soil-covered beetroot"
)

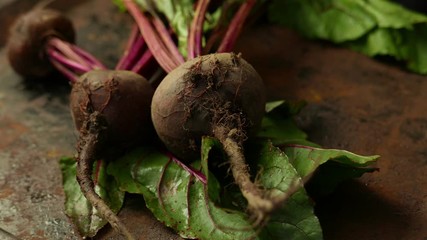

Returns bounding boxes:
[70,70,154,151]
[151,52,274,223]
[71,70,154,240]
[7,8,75,77]
[152,52,266,160]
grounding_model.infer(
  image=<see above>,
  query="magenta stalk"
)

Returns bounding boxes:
[188,0,210,59]
[217,0,256,53]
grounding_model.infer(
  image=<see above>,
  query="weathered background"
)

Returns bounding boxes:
[0,0,426,239]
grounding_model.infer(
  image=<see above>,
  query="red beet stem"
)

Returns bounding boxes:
[166,152,207,184]
[49,58,79,83]
[151,17,185,65]
[124,0,178,73]
[217,0,256,52]
[47,48,91,73]
[116,24,147,70]
[47,38,92,69]
[131,49,154,74]
[70,45,107,70]
[188,0,210,59]
[45,37,107,82]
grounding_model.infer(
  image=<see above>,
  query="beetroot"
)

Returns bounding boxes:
[71,70,154,240]
[151,52,274,222]
[7,8,75,78]
[70,69,154,150]
[152,52,265,159]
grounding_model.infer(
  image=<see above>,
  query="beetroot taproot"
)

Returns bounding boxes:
[71,70,154,240]
[151,52,276,222]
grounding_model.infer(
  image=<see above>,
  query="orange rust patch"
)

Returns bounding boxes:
[0,116,28,149]
[0,187,14,199]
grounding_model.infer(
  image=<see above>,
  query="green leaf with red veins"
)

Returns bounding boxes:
[256,101,379,198]
[280,144,379,197]
[59,157,125,237]
[108,146,258,239]
[59,99,379,239]
[108,137,323,240]
[281,145,379,178]
[248,140,323,240]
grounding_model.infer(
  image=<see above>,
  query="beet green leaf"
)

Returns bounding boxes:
[268,0,427,74]
[282,145,379,178]
[249,141,323,240]
[107,146,259,239]
[108,137,323,240]
[59,100,378,239]
[59,157,125,237]
[259,100,318,147]
[258,100,379,194]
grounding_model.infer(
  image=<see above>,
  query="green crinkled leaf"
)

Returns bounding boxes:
[259,101,379,195]
[281,145,379,196]
[269,0,427,42]
[60,100,378,239]
[268,0,377,42]
[348,25,427,74]
[108,147,258,239]
[349,27,404,58]
[201,137,222,202]
[307,161,378,197]
[281,145,379,178]
[259,101,318,147]
[268,0,427,74]
[59,157,125,237]
[251,141,323,240]
[108,138,323,240]
[356,0,427,29]
[260,190,322,240]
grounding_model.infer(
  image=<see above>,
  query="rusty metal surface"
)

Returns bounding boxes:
[236,26,427,240]
[0,0,426,240]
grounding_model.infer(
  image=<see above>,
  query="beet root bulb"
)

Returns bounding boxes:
[151,53,275,223]
[151,52,265,160]
[70,69,154,151]
[7,8,75,78]
[71,70,154,240]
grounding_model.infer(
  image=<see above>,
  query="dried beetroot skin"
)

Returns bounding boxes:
[151,52,266,160]
[7,8,75,77]
[70,70,154,151]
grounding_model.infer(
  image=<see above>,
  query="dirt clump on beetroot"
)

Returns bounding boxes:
[7,8,75,78]
[151,52,276,223]
[71,70,154,240]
